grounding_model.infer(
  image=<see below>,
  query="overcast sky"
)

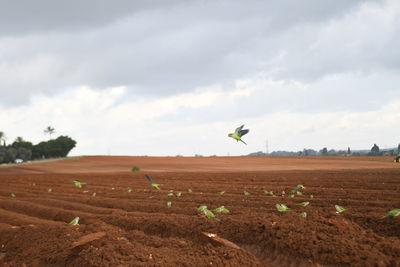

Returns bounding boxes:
[1,0,399,156]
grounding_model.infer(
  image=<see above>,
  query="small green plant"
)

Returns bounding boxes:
[48,188,52,193]
[197,205,208,212]
[264,190,273,196]
[202,208,218,220]
[131,166,141,172]
[289,194,295,198]
[73,180,86,188]
[335,205,346,213]
[298,212,307,218]
[310,194,314,199]
[298,201,310,207]
[381,209,400,218]
[296,191,303,195]
[175,192,182,197]
[82,190,89,193]
[243,191,251,196]
[296,184,305,190]
[167,201,172,208]
[92,192,97,197]
[10,193,16,198]
[167,192,174,197]
[276,204,291,212]
[68,217,80,226]
[127,188,132,193]
[217,191,225,195]
[213,206,230,213]
[188,189,192,193]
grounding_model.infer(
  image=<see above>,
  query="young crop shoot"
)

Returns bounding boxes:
[213,206,230,213]
[335,205,346,213]
[68,217,80,226]
[264,190,273,196]
[188,189,192,193]
[296,191,303,195]
[127,188,132,193]
[10,193,16,198]
[48,188,52,193]
[381,209,400,218]
[276,204,291,212]
[131,166,141,172]
[298,201,310,207]
[298,212,307,218]
[144,174,161,190]
[289,194,295,198]
[310,195,314,199]
[296,184,305,190]
[244,191,251,196]
[197,205,208,212]
[217,191,225,195]
[73,180,86,188]
[92,192,97,197]
[203,209,218,220]
[175,192,182,197]
[167,192,174,197]
[167,201,172,208]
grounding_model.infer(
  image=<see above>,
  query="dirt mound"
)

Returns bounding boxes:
[0,157,399,266]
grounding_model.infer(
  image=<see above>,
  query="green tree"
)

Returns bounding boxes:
[370,144,380,155]
[44,126,56,139]
[347,147,351,155]
[320,147,328,156]
[0,131,6,146]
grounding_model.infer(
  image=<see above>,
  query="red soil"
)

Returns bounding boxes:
[0,156,399,266]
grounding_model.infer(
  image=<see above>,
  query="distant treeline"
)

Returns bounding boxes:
[0,136,76,164]
[248,144,400,157]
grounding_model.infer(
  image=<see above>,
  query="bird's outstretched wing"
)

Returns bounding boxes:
[235,125,249,137]
[145,175,154,184]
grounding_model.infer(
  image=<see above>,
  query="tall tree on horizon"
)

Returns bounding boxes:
[0,131,6,146]
[44,126,56,140]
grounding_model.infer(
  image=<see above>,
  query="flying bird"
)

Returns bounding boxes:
[145,175,162,190]
[228,125,249,145]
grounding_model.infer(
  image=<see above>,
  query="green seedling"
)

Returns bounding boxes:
[82,190,89,193]
[214,206,230,213]
[68,217,80,226]
[131,166,141,172]
[175,192,182,197]
[264,190,273,196]
[217,191,225,195]
[203,208,218,220]
[310,194,314,199]
[92,192,96,197]
[276,204,291,212]
[298,201,309,207]
[167,192,174,197]
[127,188,132,193]
[10,193,16,198]
[381,209,400,218]
[335,205,346,213]
[299,212,307,218]
[296,191,303,195]
[296,184,305,190]
[167,201,172,208]
[73,180,86,188]
[145,174,161,190]
[197,205,208,212]
[48,188,52,193]
[244,191,251,196]
[289,194,295,198]
[188,189,192,193]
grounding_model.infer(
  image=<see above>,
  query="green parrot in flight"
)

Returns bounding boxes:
[228,125,249,145]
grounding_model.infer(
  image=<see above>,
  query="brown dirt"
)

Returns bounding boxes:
[0,156,399,266]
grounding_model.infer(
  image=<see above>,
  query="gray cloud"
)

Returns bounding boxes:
[0,0,395,108]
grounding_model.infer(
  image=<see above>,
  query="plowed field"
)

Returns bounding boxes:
[0,156,399,266]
